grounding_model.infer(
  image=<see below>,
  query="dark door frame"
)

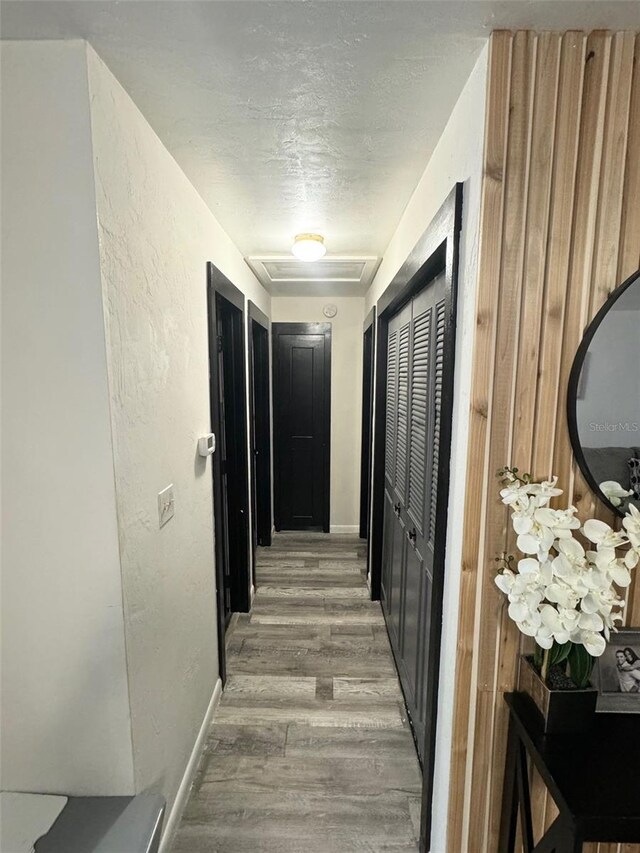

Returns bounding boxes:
[206,262,251,685]
[272,322,331,533]
[359,307,376,540]
[368,185,462,852]
[248,300,273,571]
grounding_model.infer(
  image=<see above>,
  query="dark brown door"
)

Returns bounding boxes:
[381,272,450,763]
[249,307,272,551]
[216,295,251,616]
[207,262,252,686]
[272,322,331,532]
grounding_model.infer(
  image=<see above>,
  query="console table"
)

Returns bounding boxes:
[500,691,640,852]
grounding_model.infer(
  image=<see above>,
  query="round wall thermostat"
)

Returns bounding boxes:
[323,304,338,318]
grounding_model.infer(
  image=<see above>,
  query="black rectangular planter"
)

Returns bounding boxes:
[518,655,597,734]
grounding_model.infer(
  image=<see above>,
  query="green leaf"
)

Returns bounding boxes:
[549,640,572,668]
[568,644,595,689]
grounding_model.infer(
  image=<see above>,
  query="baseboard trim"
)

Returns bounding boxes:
[158,677,223,852]
[329,525,359,533]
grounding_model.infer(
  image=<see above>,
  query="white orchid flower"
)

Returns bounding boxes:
[516,610,543,638]
[495,570,515,596]
[517,523,556,561]
[605,560,631,587]
[599,480,633,507]
[511,506,535,535]
[526,477,563,504]
[577,611,604,632]
[591,545,617,571]
[515,556,552,586]
[538,604,571,644]
[495,470,637,664]
[588,546,632,587]
[557,537,586,560]
[623,503,640,548]
[552,563,585,592]
[535,506,581,538]
[500,482,532,507]
[518,557,540,574]
[546,582,578,609]
[582,518,628,549]
[552,538,587,581]
[508,599,530,622]
[625,548,640,569]
[535,630,555,649]
[602,610,624,640]
[578,630,606,657]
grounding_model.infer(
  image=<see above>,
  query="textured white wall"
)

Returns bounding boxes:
[270,297,365,529]
[86,45,270,820]
[1,41,135,794]
[364,44,488,852]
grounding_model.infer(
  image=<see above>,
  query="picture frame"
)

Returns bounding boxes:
[593,628,640,713]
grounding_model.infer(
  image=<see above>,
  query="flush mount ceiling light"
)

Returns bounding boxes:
[291,233,326,262]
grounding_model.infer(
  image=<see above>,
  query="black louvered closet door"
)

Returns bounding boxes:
[381,272,448,762]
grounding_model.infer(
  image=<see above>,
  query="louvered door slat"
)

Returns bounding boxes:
[429,301,446,544]
[395,324,410,499]
[385,331,398,483]
[408,308,432,530]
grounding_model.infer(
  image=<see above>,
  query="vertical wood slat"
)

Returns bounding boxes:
[532,34,587,837]
[449,28,640,853]
[511,33,560,471]
[492,33,562,851]
[446,31,513,853]
[618,34,640,283]
[588,32,635,319]
[532,32,585,478]
[553,31,611,503]
[467,29,537,850]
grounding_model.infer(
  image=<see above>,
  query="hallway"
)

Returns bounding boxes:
[172,533,422,852]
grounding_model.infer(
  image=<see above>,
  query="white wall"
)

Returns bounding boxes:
[270,297,364,530]
[364,44,488,853]
[1,41,134,794]
[2,40,270,837]
[85,44,270,825]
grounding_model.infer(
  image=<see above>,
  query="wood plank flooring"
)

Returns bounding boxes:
[172,533,422,853]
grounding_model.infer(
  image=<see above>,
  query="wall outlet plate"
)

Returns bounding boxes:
[158,484,175,528]
[198,433,216,457]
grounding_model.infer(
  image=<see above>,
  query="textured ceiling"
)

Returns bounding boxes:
[3,1,639,284]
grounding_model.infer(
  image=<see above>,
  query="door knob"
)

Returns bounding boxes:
[394,501,401,516]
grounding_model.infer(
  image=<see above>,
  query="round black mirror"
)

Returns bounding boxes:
[568,268,640,516]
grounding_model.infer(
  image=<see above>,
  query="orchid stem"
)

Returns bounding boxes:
[541,648,550,683]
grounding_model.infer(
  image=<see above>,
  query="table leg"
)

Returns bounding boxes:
[499,715,520,853]
[534,815,583,853]
[564,826,583,853]
[516,741,534,852]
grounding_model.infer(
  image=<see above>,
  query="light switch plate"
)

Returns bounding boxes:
[158,484,175,528]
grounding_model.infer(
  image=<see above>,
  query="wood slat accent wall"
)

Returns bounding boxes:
[448,30,640,853]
